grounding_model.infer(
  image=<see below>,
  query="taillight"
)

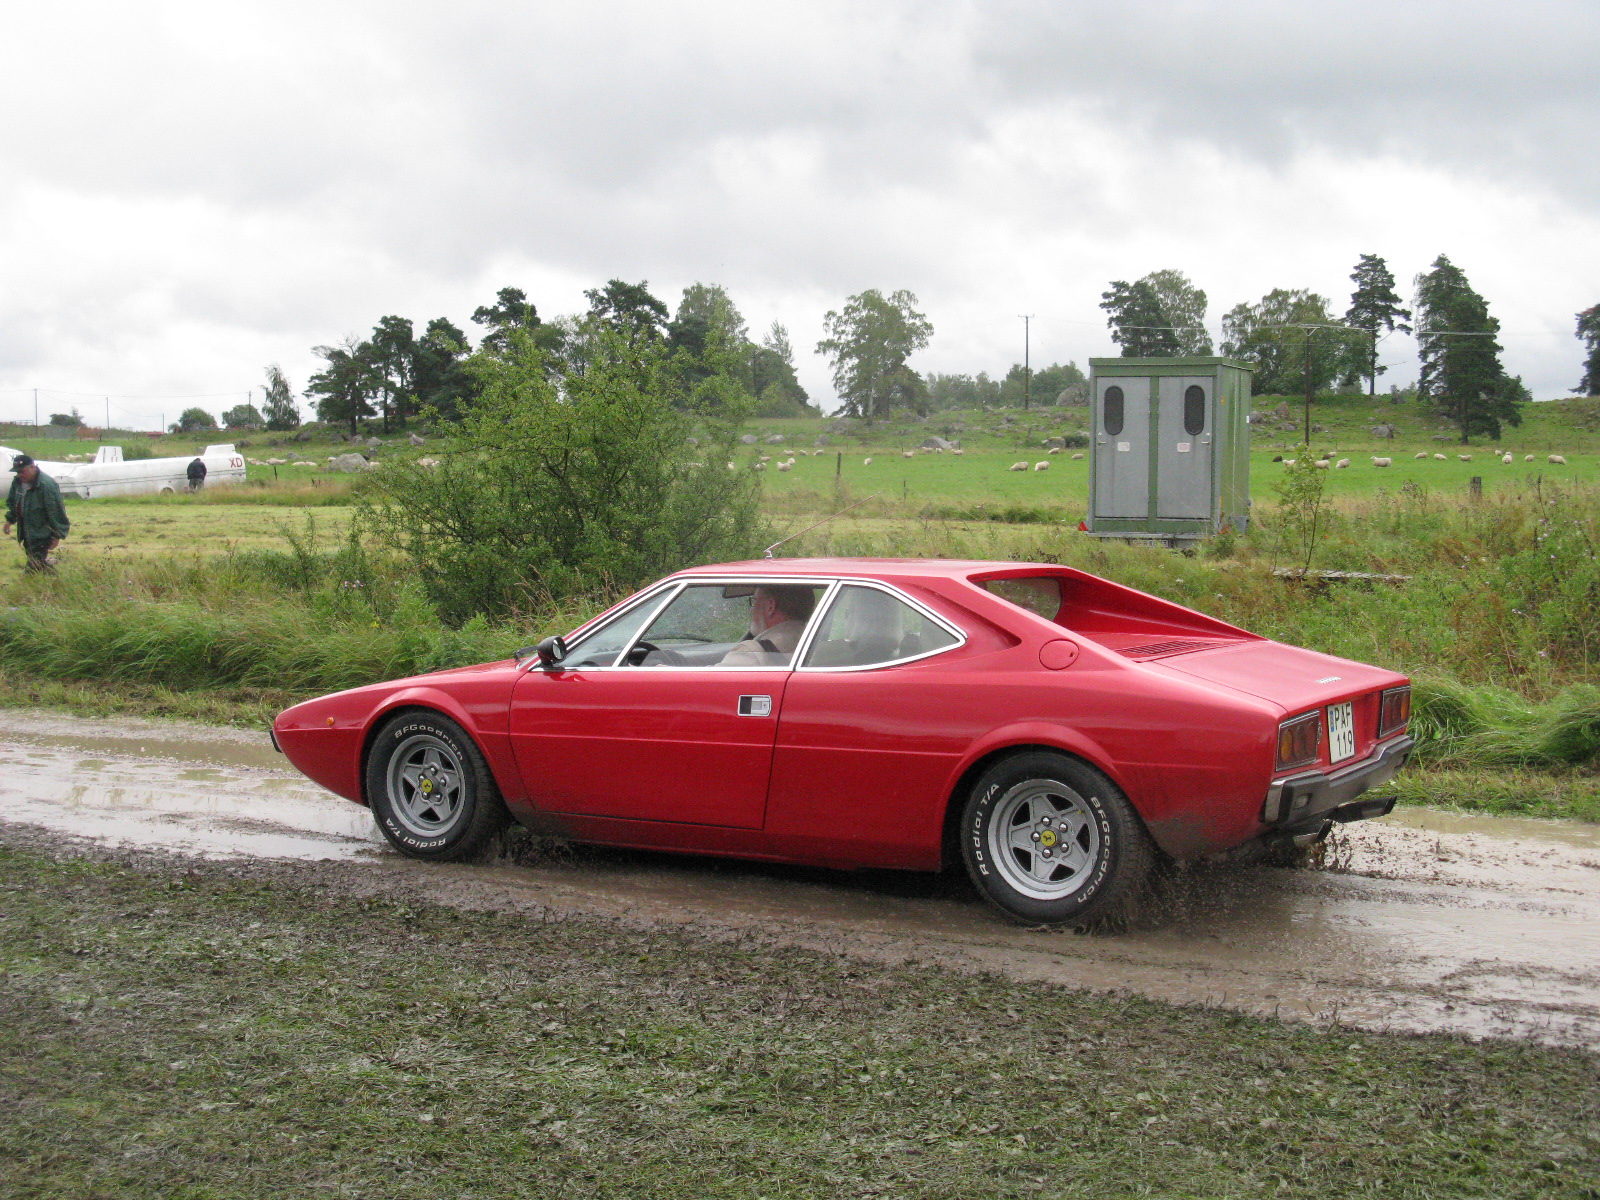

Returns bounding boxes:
[1378,686,1411,737]
[1276,711,1321,771]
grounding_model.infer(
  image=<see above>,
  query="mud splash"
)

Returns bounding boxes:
[1,711,1597,1048]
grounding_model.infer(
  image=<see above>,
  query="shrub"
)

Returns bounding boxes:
[360,329,769,623]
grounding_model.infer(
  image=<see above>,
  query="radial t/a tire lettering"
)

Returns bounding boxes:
[365,711,509,861]
[960,751,1154,927]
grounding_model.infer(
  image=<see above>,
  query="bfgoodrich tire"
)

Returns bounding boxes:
[366,711,509,861]
[960,751,1154,928]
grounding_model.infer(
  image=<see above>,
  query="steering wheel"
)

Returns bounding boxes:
[629,640,688,667]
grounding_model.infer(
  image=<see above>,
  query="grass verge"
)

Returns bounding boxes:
[2,844,1597,1199]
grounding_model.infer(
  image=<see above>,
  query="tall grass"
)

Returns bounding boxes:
[0,525,594,695]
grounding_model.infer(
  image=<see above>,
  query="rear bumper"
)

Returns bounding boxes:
[1262,735,1414,832]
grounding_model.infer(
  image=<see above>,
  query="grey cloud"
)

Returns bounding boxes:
[973,1,1600,201]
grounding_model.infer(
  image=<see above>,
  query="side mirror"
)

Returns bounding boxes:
[514,635,567,667]
[533,635,567,668]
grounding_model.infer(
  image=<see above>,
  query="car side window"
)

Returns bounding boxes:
[802,585,957,669]
[983,577,1063,621]
[561,595,665,669]
[623,582,826,668]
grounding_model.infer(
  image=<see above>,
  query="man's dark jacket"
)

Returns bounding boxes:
[5,471,71,542]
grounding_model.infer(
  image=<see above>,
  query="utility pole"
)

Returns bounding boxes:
[105,397,110,433]
[1018,314,1035,410]
[1303,329,1314,448]
[33,388,38,428]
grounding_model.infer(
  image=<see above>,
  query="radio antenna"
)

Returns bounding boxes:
[762,491,884,558]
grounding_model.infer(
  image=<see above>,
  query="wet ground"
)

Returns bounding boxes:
[2,711,1598,1048]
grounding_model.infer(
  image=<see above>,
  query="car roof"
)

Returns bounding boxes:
[674,558,1066,583]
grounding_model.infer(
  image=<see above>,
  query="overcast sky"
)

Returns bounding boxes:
[1,0,1596,429]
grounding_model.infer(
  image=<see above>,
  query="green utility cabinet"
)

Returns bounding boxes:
[1084,357,1254,544]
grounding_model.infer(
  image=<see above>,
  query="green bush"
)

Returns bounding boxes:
[361,329,770,624]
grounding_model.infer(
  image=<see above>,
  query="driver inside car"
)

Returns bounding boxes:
[719,585,816,666]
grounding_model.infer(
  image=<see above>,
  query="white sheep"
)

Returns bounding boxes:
[417,457,440,468]
[1282,459,1297,466]
[753,461,766,470]
[1549,454,1568,465]
[951,447,964,455]
[1071,452,1084,460]
[1048,447,1062,454]
[1314,460,1331,469]
[1009,461,1028,472]
[1335,458,1351,469]
[294,460,317,467]
[1371,456,1392,467]
[903,450,915,458]
[1524,454,1535,462]
[1413,452,1427,459]
[1433,453,1448,461]
[727,462,737,469]
[1501,453,1513,465]
[758,454,771,462]
[1457,454,1472,462]
[863,457,872,465]
[1033,461,1050,471]
[776,461,791,472]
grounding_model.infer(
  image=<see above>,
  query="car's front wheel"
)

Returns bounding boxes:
[960,751,1154,928]
[366,711,508,860]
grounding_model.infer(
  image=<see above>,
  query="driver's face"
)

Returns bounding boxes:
[750,590,778,632]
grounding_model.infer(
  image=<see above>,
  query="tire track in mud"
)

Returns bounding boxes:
[1,711,1597,1048]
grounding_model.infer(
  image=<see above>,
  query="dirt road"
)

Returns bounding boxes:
[2,711,1597,1048]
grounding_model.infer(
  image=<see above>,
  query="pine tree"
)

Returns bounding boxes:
[1575,304,1600,396]
[1414,256,1526,443]
[1343,254,1411,397]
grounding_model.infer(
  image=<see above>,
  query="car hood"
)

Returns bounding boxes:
[1152,641,1407,714]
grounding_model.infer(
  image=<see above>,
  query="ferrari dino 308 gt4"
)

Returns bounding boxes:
[273,558,1413,925]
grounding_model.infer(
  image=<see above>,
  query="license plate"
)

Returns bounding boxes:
[1327,701,1356,763]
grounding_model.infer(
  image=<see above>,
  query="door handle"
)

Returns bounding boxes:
[737,695,773,717]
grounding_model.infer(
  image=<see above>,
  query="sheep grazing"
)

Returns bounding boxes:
[727,462,737,469]
[1413,452,1427,459]
[776,461,792,472]
[1457,454,1472,462]
[1282,459,1297,466]
[903,450,914,458]
[1033,461,1050,471]
[753,461,766,470]
[951,447,964,455]
[1524,454,1535,462]
[1048,447,1062,454]
[1433,453,1448,461]
[1335,458,1351,469]
[1371,456,1392,467]
[758,454,771,462]
[1549,454,1568,465]
[1314,459,1331,469]
[863,457,873,465]
[1009,461,1028,472]
[1071,452,1084,460]
[1501,453,1514,465]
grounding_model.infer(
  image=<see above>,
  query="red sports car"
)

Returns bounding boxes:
[272,558,1414,926]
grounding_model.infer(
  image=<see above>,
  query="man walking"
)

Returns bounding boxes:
[187,455,207,492]
[4,453,70,573]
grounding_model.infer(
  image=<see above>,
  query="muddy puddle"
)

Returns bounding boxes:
[2,710,1597,1048]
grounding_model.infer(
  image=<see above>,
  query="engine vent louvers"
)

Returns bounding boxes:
[1115,638,1229,659]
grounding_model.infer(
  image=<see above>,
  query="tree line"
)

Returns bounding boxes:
[1099,254,1585,442]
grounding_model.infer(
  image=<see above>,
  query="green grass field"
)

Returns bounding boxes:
[4,845,1596,1200]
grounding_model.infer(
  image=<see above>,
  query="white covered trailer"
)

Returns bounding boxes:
[0,444,247,499]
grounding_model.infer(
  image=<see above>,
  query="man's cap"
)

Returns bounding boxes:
[9,454,33,471]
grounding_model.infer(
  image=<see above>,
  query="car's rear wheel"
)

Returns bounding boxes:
[960,751,1154,928]
[366,711,508,860]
